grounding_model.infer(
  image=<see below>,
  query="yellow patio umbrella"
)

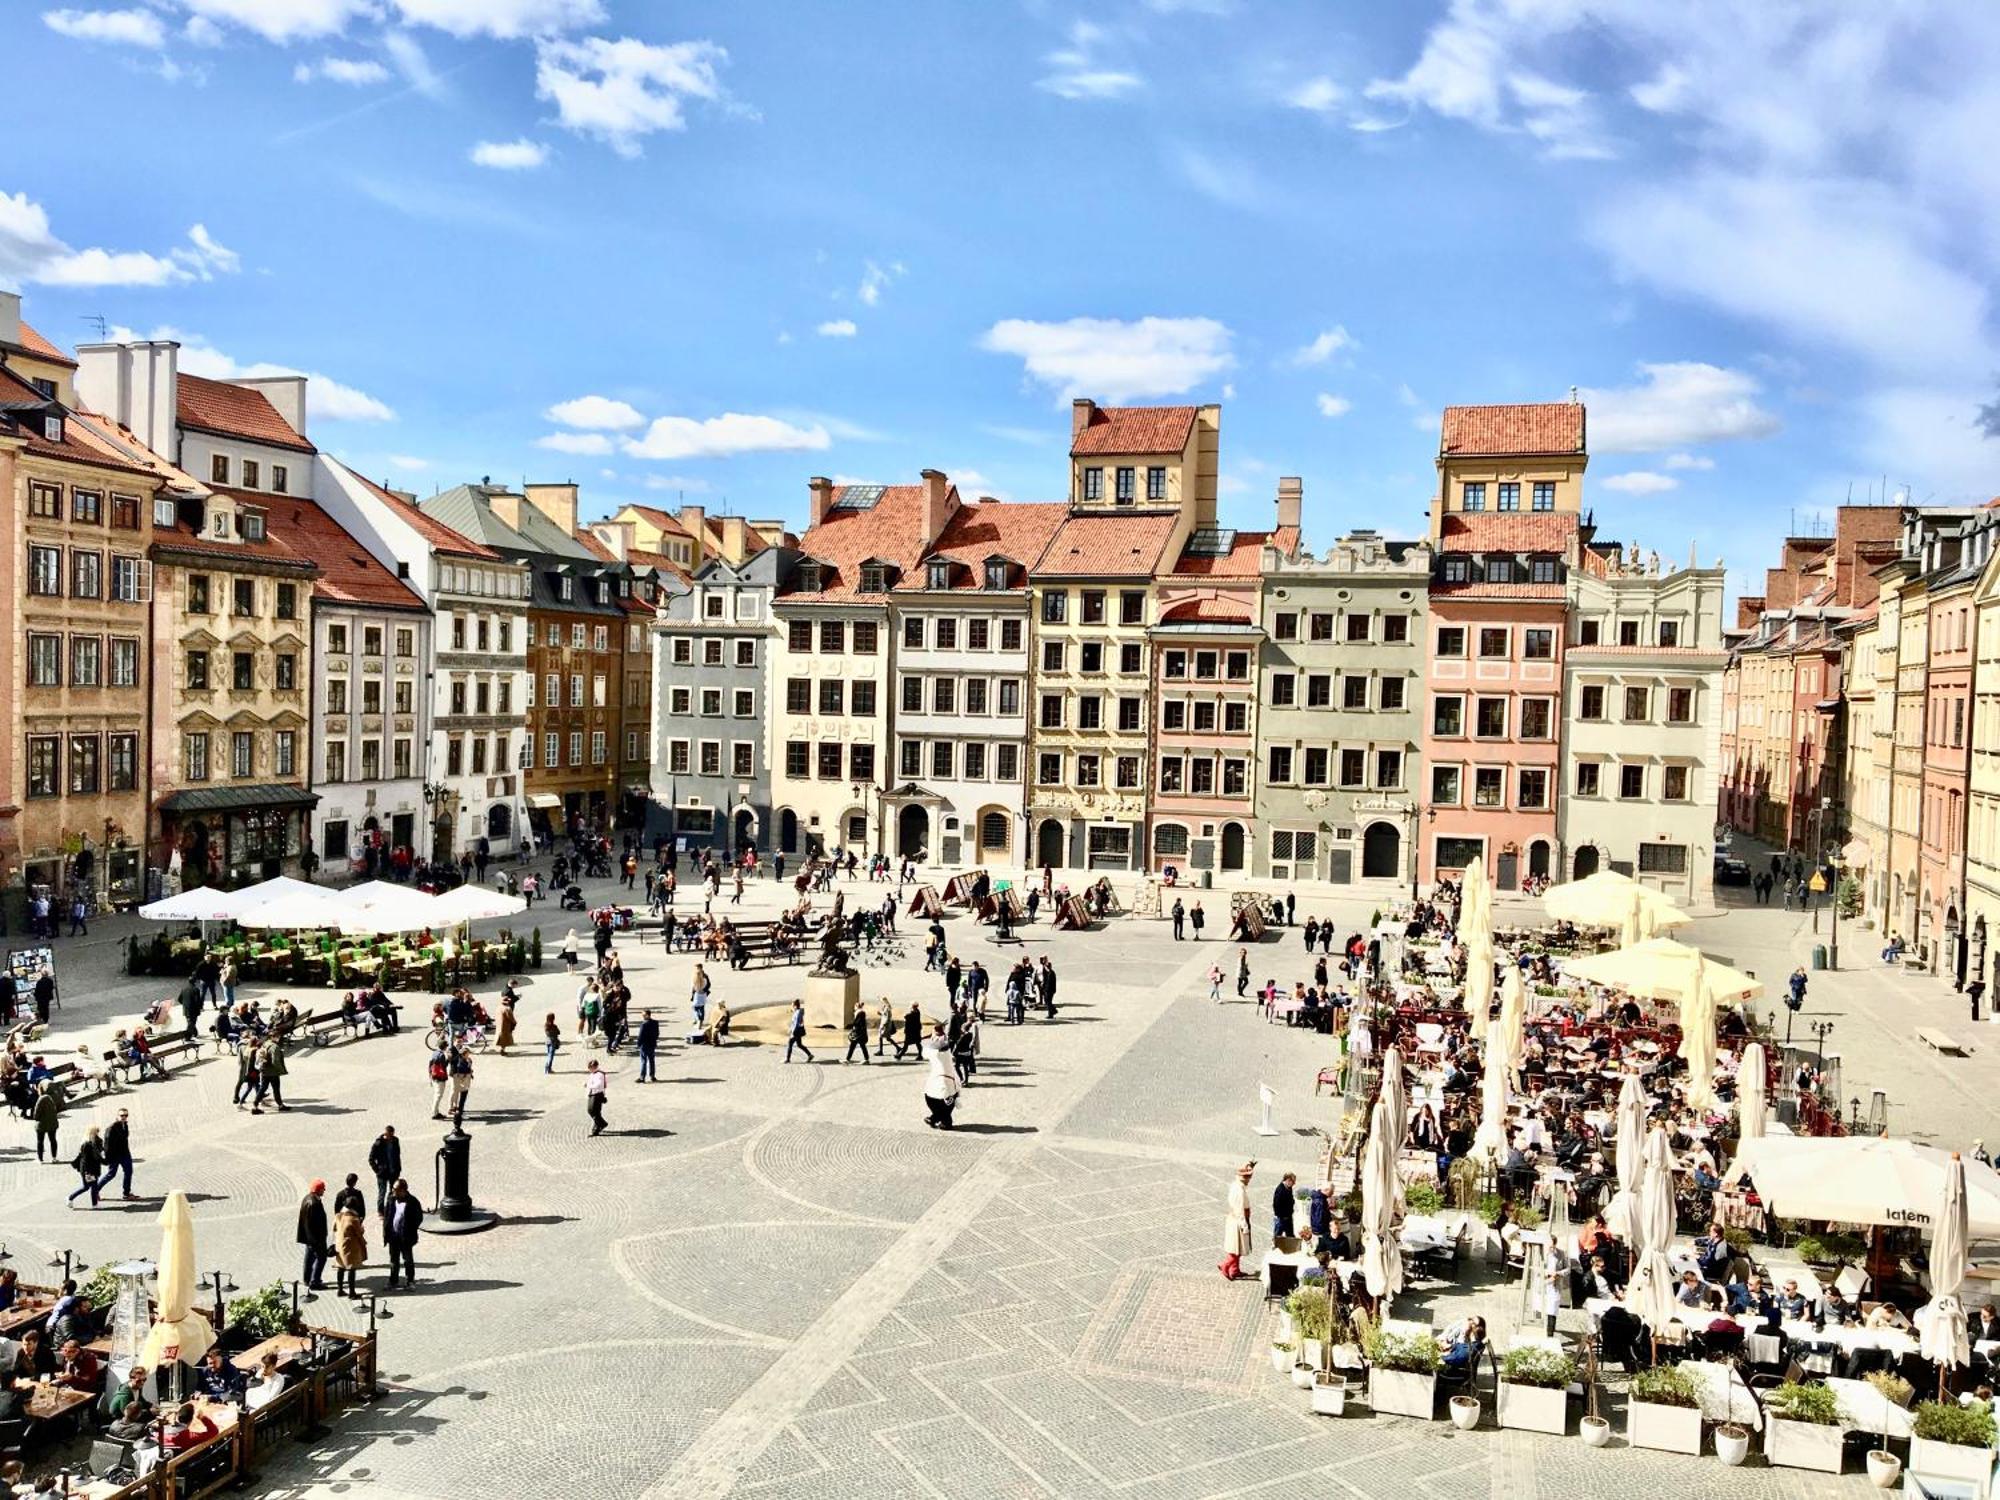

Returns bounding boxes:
[1542,870,1690,931]
[138,1189,215,1370]
[1679,950,1719,1112]
[1563,936,1764,1011]
[1459,858,1490,935]
[1497,964,1527,1071]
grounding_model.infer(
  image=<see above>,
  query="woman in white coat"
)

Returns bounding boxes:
[1219,1161,1256,1280]
[921,1023,960,1129]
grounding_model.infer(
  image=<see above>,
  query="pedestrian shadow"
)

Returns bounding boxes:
[614,1127,674,1139]
[384,1276,524,1297]
[467,1108,540,1124]
[284,1103,361,1115]
[671,1077,724,1084]
[949,1122,1038,1135]
[492,1213,578,1228]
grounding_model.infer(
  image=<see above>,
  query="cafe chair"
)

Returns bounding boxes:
[0,1417,24,1464]
[88,1435,136,1479]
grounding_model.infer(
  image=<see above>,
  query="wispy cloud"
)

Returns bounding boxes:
[1039,21,1141,100]
[816,319,858,338]
[1172,145,1265,209]
[534,35,730,157]
[537,431,613,455]
[622,412,830,461]
[43,8,165,48]
[545,395,646,429]
[1292,325,1357,366]
[1580,362,1781,453]
[1316,393,1352,418]
[470,138,549,169]
[857,259,904,307]
[0,190,238,289]
[981,316,1234,403]
[294,56,391,85]
[1601,470,1678,495]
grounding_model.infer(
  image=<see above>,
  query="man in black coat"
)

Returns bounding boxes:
[103,1108,136,1199]
[382,1179,424,1288]
[179,977,204,1042]
[636,1010,660,1079]
[1036,957,1058,1018]
[367,1126,401,1212]
[296,1181,330,1290]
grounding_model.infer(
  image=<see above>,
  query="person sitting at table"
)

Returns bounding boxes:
[1441,1315,1486,1372]
[103,1363,149,1421]
[159,1401,218,1454]
[105,1396,154,1443]
[1726,1274,1777,1323]
[195,1347,244,1403]
[1694,1222,1736,1282]
[1818,1286,1858,1327]
[54,1337,98,1393]
[1676,1269,1708,1308]
[12,1328,53,1379]
[1776,1277,1812,1320]
[1974,1303,2000,1347]
[0,1267,17,1312]
[1864,1301,1911,1331]
[244,1352,286,1412]
[1577,1213,1614,1258]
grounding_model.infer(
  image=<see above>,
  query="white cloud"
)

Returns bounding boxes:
[180,0,375,44]
[103,323,395,421]
[1221,382,1236,400]
[43,8,166,47]
[534,35,728,157]
[1580,361,1781,453]
[1315,393,1352,418]
[294,56,391,85]
[1629,62,1692,113]
[183,15,223,45]
[816,319,857,338]
[857,259,903,307]
[1285,76,1343,114]
[545,394,646,430]
[1663,452,1714,471]
[0,192,241,290]
[392,0,604,39]
[642,474,712,494]
[537,431,613,455]
[387,454,430,470]
[980,315,1234,403]
[1293,325,1356,366]
[1859,387,2000,505]
[381,29,443,94]
[622,412,830,461]
[1039,21,1141,100]
[470,138,549,169]
[1601,470,1679,495]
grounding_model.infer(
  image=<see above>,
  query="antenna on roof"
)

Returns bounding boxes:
[81,314,107,340]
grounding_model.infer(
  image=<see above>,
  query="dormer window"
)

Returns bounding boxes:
[859,563,888,593]
[928,561,952,590]
[557,574,574,601]
[42,414,62,443]
[210,511,229,539]
[984,560,1010,590]
[30,377,54,399]
[797,562,823,593]
[239,511,266,542]
[1442,556,1470,584]
[595,580,609,603]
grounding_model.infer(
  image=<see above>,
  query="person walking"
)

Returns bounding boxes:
[99,1108,135,1200]
[690,964,711,1034]
[784,999,814,1063]
[179,976,204,1045]
[876,997,895,1058]
[898,1001,923,1060]
[427,1043,452,1120]
[367,1126,401,1212]
[1970,977,1988,1023]
[1271,1170,1296,1243]
[636,1010,659,1082]
[496,992,517,1054]
[446,1045,473,1126]
[543,1013,561,1073]
[1036,956,1058,1018]
[1218,1161,1255,1280]
[382,1179,423,1288]
[1235,947,1250,999]
[560,929,580,972]
[1208,963,1224,1003]
[844,1005,871,1065]
[32,1081,60,1162]
[221,956,239,1013]
[67,1126,106,1208]
[1190,901,1206,940]
[332,1192,367,1299]
[584,1060,609,1136]
[255,1035,287,1113]
[922,1023,960,1129]
[297,1180,330,1290]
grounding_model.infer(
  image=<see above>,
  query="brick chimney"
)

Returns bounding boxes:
[524,482,579,537]
[232,374,308,440]
[808,475,836,528]
[1736,596,1767,630]
[590,520,634,560]
[1071,398,1096,446]
[1276,476,1302,532]
[920,468,955,546]
[486,488,523,532]
[718,515,749,564]
[678,504,706,565]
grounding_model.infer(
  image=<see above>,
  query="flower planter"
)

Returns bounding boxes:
[1311,1376,1347,1416]
[1865,1449,1902,1489]
[1581,1415,1612,1448]
[1627,1400,1703,1456]
[1278,1311,1296,1343]
[1270,1345,1294,1372]
[1370,1369,1439,1420]
[1765,1418,1845,1473]
[1715,1423,1751,1466]
[1497,1380,1568,1436]
[1300,1339,1324,1370]
[1909,1436,1997,1494]
[1448,1394,1482,1431]
[1289,1365,1315,1390]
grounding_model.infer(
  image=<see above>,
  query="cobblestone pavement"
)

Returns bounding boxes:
[3,861,1983,1498]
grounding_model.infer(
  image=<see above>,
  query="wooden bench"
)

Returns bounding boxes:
[1917,1026,1970,1055]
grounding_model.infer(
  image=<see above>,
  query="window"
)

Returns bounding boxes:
[735,638,757,667]
[1194,651,1218,681]
[27,736,58,797]
[1076,754,1100,787]
[232,652,254,690]
[932,741,954,779]
[1638,843,1687,875]
[68,489,104,525]
[996,744,1019,782]
[1530,558,1559,584]
[185,732,210,782]
[238,458,260,490]
[570,731,585,766]
[1082,467,1103,501]
[1268,746,1293,783]
[1519,699,1552,739]
[784,741,809,778]
[367,679,386,714]
[1375,750,1403,788]
[1303,747,1329,784]
[1119,641,1143,673]
[1380,678,1406,711]
[903,616,925,650]
[1114,467,1135,503]
[1473,767,1504,806]
[1155,822,1189,856]
[1623,686,1650,722]
[1497,481,1519,512]
[1383,614,1409,644]
[1663,765,1690,801]
[276,582,297,619]
[569,674,583,707]
[1306,674,1332,709]
[1474,697,1507,737]
[239,511,266,542]
[272,729,294,785]
[1436,626,1466,658]
[697,741,719,775]
[734,689,755,718]
[818,679,845,715]
[788,620,813,653]
[1667,688,1694,724]
[965,679,988,715]
[595,625,610,652]
[1532,481,1555,511]
[733,742,755,777]
[789,678,814,714]
[273,464,288,494]
[935,619,958,650]
[546,732,562,769]
[109,637,138,687]
[28,545,61,596]
[1147,465,1166,500]
[698,687,720,715]
[1580,685,1605,720]
[1118,697,1143,732]
[1119,591,1145,626]
[186,650,209,690]
[1484,557,1516,585]
[1041,590,1067,624]
[1618,620,1641,647]
[28,634,60,686]
[848,744,873,782]
[362,739,383,779]
[394,739,413,778]
[1478,627,1508,658]
[1270,674,1296,707]
[1522,628,1553,660]
[1441,557,1470,584]
[1220,759,1244,796]
[111,555,143,601]
[1342,676,1369,710]
[1518,768,1549,809]
[232,578,255,617]
[1339,749,1365,787]
[933,679,956,714]
[816,620,844,654]
[673,741,695,776]
[154,496,177,527]
[1431,764,1461,805]
[1575,762,1600,796]
[1038,752,1062,785]
[1658,619,1681,647]
[1432,695,1463,736]
[998,680,1021,715]
[1080,590,1106,625]
[591,731,608,765]
[28,482,61,520]
[231,731,254,777]
[1619,764,1645,800]
[1461,481,1486,512]
[109,732,137,790]
[1078,696,1102,731]
[1191,702,1216,733]
[1223,701,1248,732]
[63,636,101,688]
[1039,695,1064,729]
[1079,642,1104,674]
[1000,618,1023,651]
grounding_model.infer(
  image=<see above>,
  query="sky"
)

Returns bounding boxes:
[4,0,1998,600]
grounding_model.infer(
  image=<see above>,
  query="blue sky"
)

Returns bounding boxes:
[5,1,1997,597]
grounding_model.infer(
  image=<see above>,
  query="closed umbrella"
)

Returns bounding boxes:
[1360,1095,1404,1301]
[1737,1041,1768,1145]
[1679,950,1718,1112]
[1624,1126,1681,1339]
[1379,1045,1409,1226]
[1459,858,1490,937]
[1463,937,1495,1042]
[1918,1152,1971,1394]
[1621,888,1646,948]
[1472,1037,1509,1159]
[1497,965,1527,1073]
[138,1190,215,1372]
[1602,1072,1647,1240]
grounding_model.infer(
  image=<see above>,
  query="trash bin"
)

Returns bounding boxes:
[1811,944,1827,970]
[1200,870,1213,889]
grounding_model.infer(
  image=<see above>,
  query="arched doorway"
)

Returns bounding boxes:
[1572,844,1599,879]
[734,808,756,853]
[486,803,512,839]
[779,809,798,855]
[1220,822,1246,872]
[1036,818,1065,869]
[1527,840,1551,880]
[978,809,1009,864]
[897,804,929,860]
[1361,822,1401,880]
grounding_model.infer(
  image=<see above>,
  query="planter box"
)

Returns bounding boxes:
[1909,1436,1997,1497]
[1497,1380,1568,1436]
[1369,1369,1437,1420]
[1310,1379,1347,1416]
[1626,1400,1702,1455]
[1765,1418,1844,1474]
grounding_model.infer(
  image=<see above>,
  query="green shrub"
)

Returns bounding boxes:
[1288,1294,1331,1343]
[1498,1347,1575,1389]
[1365,1327,1440,1374]
[1404,1178,1446,1215]
[1795,1231,1867,1265]
[1473,1193,1541,1228]
[1765,1381,1841,1426]
[1913,1400,1998,1447]
[80,1264,122,1311]
[1628,1365,1699,1408]
[225,1280,293,1343]
[1722,1226,1752,1253]
[1864,1371,1913,1408]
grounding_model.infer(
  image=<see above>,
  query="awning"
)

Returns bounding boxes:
[526,793,561,810]
[158,783,318,815]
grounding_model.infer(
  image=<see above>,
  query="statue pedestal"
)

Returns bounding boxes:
[803,970,862,1031]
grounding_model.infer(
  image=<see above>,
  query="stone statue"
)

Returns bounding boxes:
[812,921,852,977]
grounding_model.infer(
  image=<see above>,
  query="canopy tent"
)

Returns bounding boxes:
[138,1189,215,1371]
[139,874,321,923]
[1602,1071,1648,1241]
[1562,937,1764,1009]
[1679,950,1720,1112]
[1724,1136,2000,1235]
[333,880,409,910]
[1737,1041,1768,1145]
[1360,1094,1404,1301]
[1917,1152,1972,1387]
[234,889,360,931]
[1542,870,1691,931]
[427,884,527,924]
[1625,1125,1681,1337]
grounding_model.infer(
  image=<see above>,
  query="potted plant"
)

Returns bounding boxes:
[1270,1339,1295,1373]
[1909,1400,1997,1491]
[1578,1335,1610,1447]
[1364,1327,1440,1420]
[1857,1371,1912,1487]
[1289,1360,1315,1390]
[1287,1289,1332,1371]
[1794,1230,1868,1268]
[1310,1370,1347,1416]
[1716,1422,1751,1466]
[1404,1178,1446,1216]
[1627,1364,1702,1454]
[1763,1380,1845,1472]
[1449,1393,1482,1430]
[1496,1347,1575,1436]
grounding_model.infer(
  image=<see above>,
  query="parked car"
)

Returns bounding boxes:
[1713,855,1751,886]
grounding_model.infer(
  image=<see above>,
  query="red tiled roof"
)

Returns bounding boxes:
[1566,646,1724,659]
[4,376,158,478]
[336,462,501,560]
[899,499,1067,590]
[1032,511,1180,578]
[783,482,942,602]
[17,322,77,368]
[1071,404,1198,457]
[1440,402,1585,457]
[1159,596,1252,625]
[1438,512,1579,553]
[176,374,315,453]
[152,507,316,571]
[1430,581,1568,602]
[1169,526,1297,576]
[620,504,694,539]
[253,493,423,609]
[627,546,691,579]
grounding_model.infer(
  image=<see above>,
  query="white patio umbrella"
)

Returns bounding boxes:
[235,888,355,930]
[427,884,527,923]
[1624,1125,1681,1339]
[335,882,445,932]
[1737,1041,1768,1145]
[1543,870,1691,931]
[1563,937,1765,1010]
[1463,937,1496,1042]
[1472,1038,1509,1159]
[138,1189,215,1371]
[1918,1152,1971,1392]
[1602,1071,1648,1241]
[1379,1045,1410,1226]
[1724,1137,2000,1235]
[1497,964,1527,1073]
[1360,1095,1404,1301]
[1679,950,1719,1112]
[1459,857,1490,937]
[334,879,409,910]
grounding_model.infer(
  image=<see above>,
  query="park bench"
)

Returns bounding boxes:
[1916,1026,1970,1055]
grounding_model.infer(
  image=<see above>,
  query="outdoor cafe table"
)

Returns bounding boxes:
[1825,1376,1916,1440]
[232,1331,311,1373]
[1781,1320,1917,1359]
[22,1379,93,1425]
[0,1300,51,1336]
[1677,1358,1763,1429]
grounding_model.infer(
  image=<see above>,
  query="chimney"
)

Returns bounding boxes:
[76,338,180,462]
[524,482,579,537]
[487,490,523,532]
[1071,398,1096,445]
[678,504,706,565]
[231,374,307,440]
[718,515,749,564]
[808,475,836,528]
[920,467,955,545]
[1276,476,1302,532]
[590,521,634,560]
[0,291,19,349]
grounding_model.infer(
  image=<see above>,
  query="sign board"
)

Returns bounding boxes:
[4,947,53,1019]
[1808,872,1828,893]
